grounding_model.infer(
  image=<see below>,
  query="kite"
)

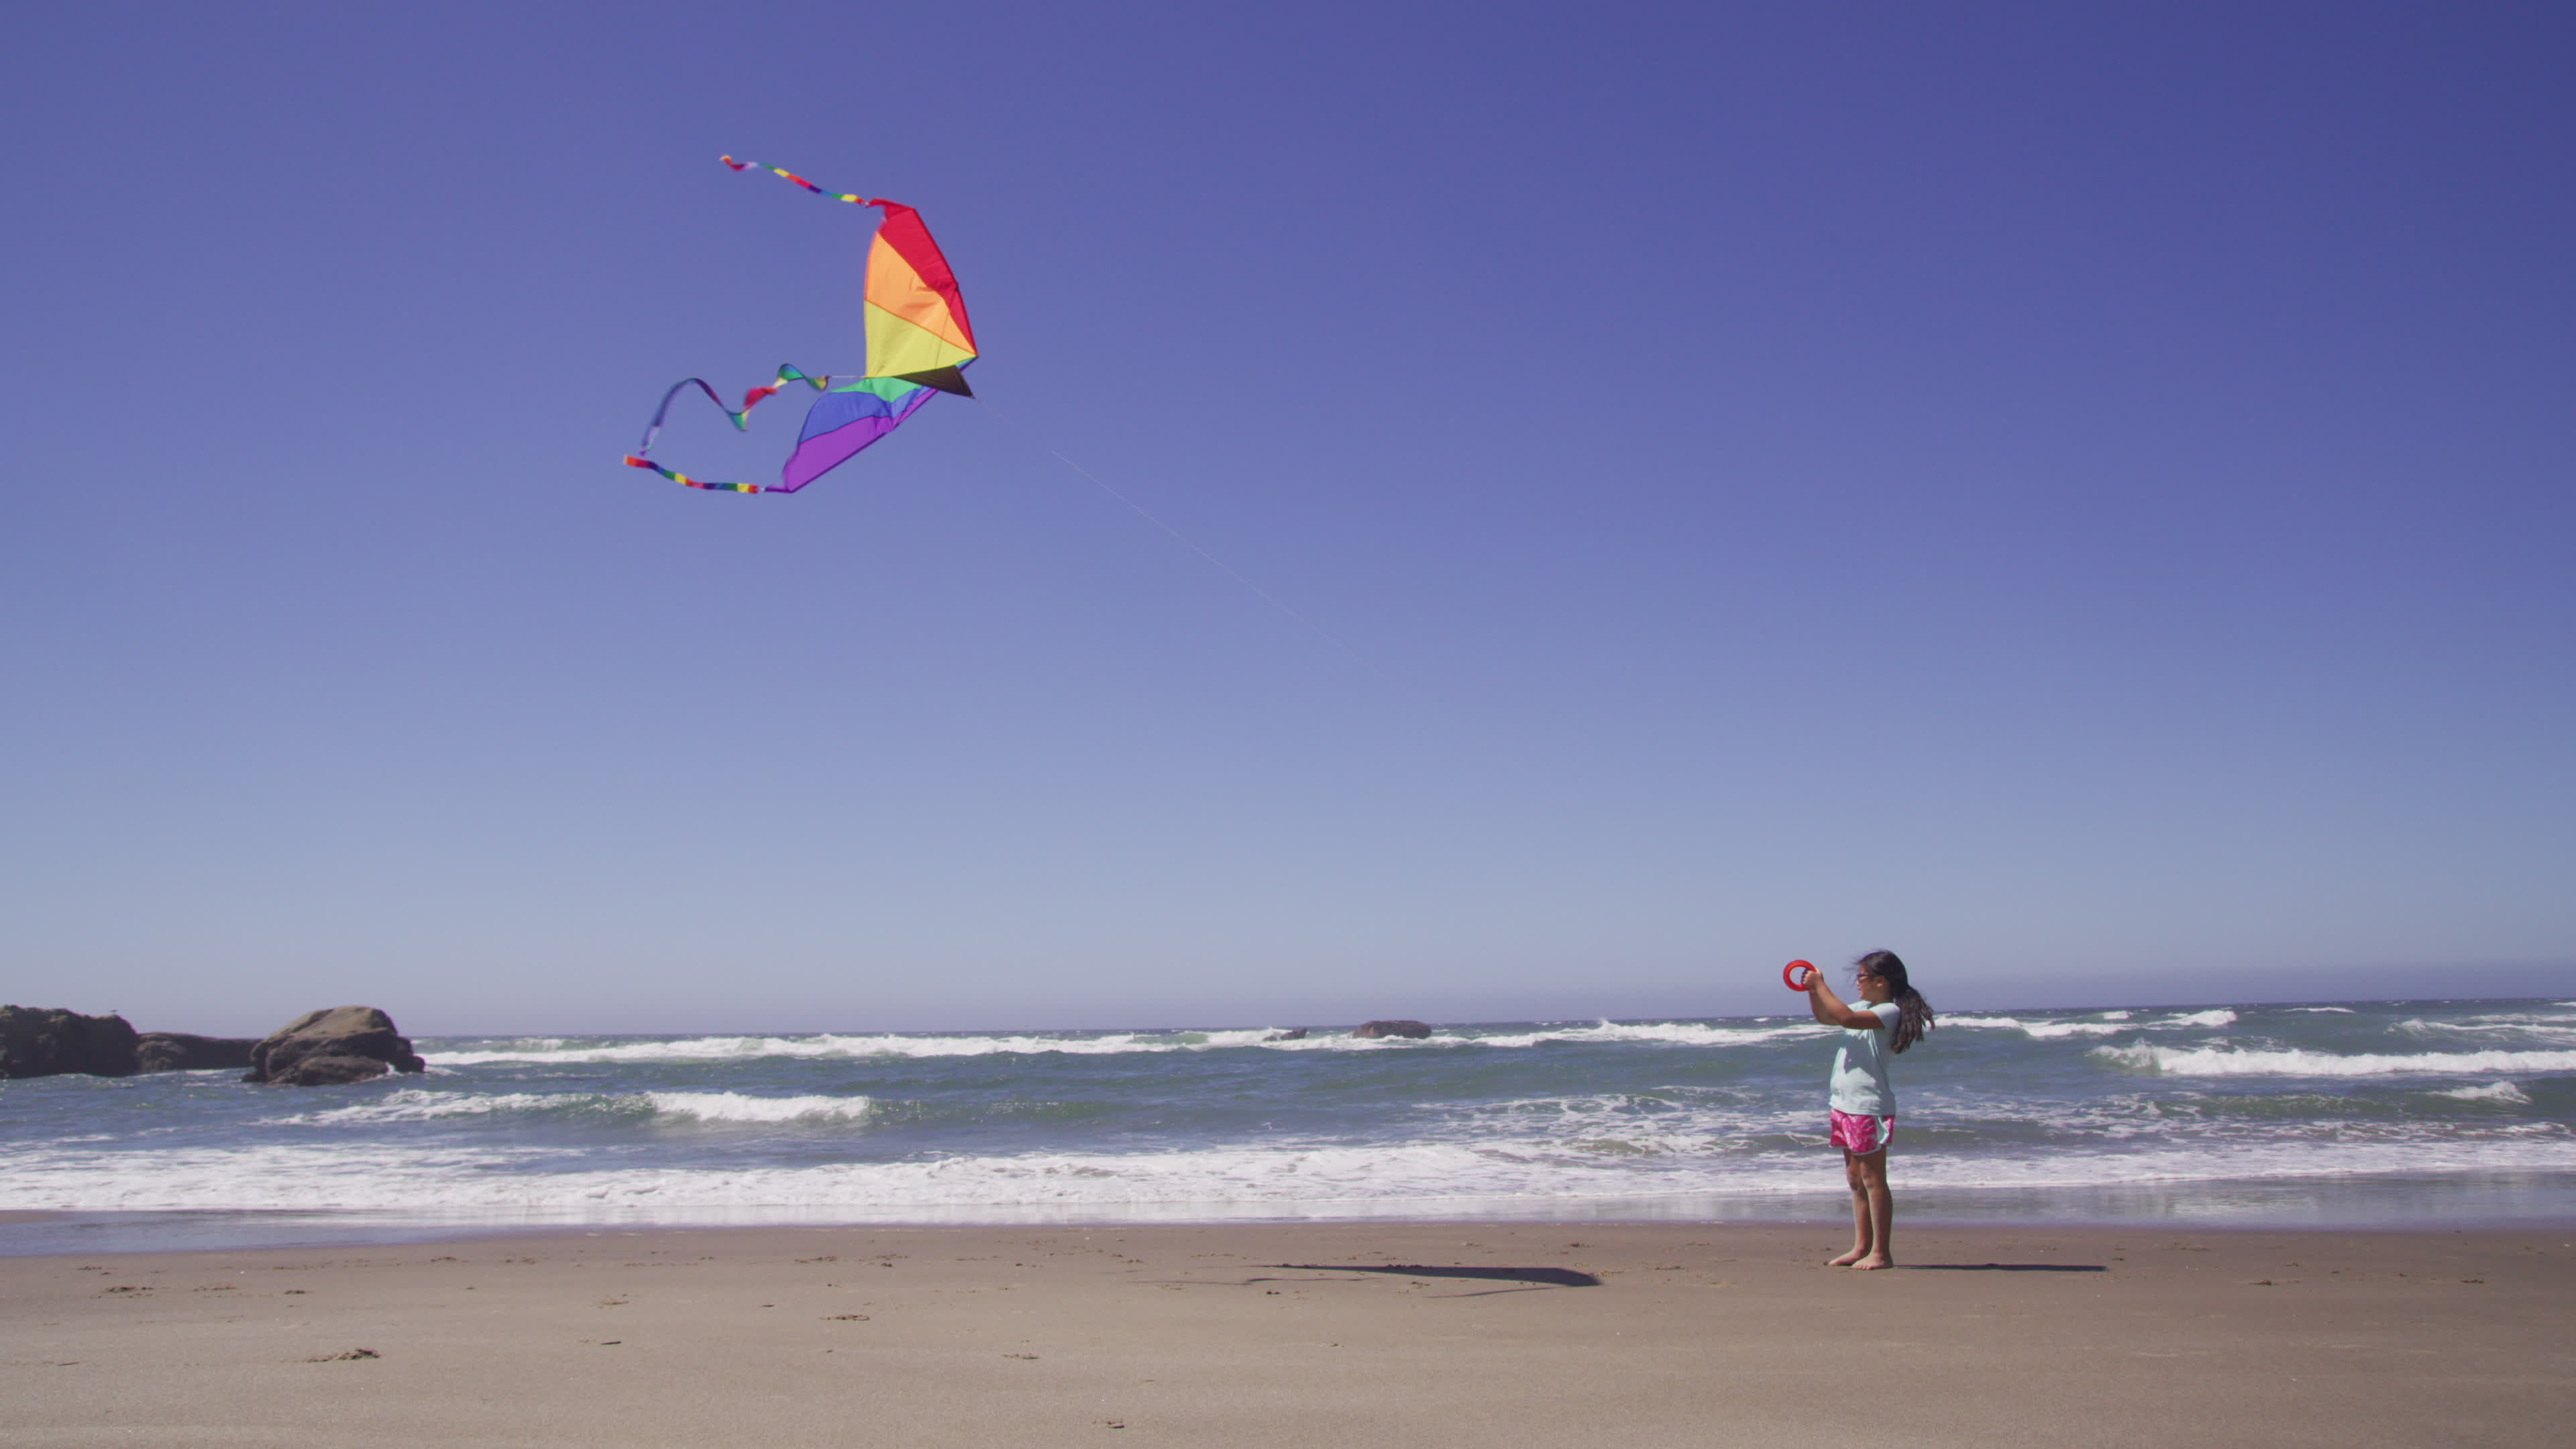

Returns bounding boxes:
[624,158,977,494]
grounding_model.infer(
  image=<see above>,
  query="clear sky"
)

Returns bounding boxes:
[5,3,2569,1036]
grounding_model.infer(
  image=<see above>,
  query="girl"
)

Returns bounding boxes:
[1801,950,1934,1270]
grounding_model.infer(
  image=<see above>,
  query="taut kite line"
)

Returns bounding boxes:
[624,158,978,494]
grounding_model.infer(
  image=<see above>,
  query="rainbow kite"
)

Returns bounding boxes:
[625,158,977,495]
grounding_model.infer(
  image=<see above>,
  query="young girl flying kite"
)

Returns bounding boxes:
[1799,951,1935,1270]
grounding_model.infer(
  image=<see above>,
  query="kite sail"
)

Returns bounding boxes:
[623,158,977,494]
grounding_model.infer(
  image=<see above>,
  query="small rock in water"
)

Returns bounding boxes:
[244,1007,425,1086]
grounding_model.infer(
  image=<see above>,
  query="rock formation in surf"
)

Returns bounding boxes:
[244,1006,426,1086]
[136,1032,260,1073]
[0,1005,142,1078]
[1350,1020,1432,1039]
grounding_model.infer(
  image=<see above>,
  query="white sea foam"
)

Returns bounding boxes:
[1946,1012,2230,1040]
[643,1093,874,1125]
[2094,1042,2576,1079]
[1461,1021,1817,1050]
[2010,1020,2132,1038]
[421,1020,1821,1065]
[1945,1015,2124,1038]
[11,1126,2575,1217]
[425,1030,1291,1065]
[2433,1082,2531,1104]
[270,1088,873,1127]
[1446,1093,1799,1150]
[2099,1011,2133,1021]
[2394,1016,2576,1044]
[278,1090,586,1125]
[2292,1007,2357,1014]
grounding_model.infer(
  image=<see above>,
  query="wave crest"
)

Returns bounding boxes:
[643,1093,874,1125]
[425,1031,1289,1065]
[421,1020,1831,1065]
[2094,1042,2576,1079]
[1949,1009,2235,1040]
[273,1088,874,1128]
[2433,1081,2531,1104]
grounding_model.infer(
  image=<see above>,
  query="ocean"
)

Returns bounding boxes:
[6,996,2573,1254]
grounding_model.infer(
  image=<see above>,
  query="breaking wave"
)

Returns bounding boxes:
[272,1088,875,1128]
[2433,1081,2532,1104]
[421,1020,1824,1065]
[1949,1009,2237,1040]
[2094,1042,2576,1079]
[643,1093,875,1125]
[11,1128,2576,1217]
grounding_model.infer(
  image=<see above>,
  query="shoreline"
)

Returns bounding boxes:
[11,1168,2575,1259]
[7,1220,2569,1446]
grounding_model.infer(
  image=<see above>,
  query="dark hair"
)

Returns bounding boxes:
[1857,950,1935,1055]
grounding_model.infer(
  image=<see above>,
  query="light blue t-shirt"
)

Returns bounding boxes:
[1827,1000,1904,1115]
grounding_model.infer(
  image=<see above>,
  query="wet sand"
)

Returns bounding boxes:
[5,1221,2571,1446]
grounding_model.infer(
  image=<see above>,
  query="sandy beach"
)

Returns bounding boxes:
[4,1220,2569,1446]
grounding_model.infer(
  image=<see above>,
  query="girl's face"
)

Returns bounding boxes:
[1853,965,1890,1004]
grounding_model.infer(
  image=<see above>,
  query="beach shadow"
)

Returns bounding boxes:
[1265,1263,1602,1289]
[1903,1263,2108,1273]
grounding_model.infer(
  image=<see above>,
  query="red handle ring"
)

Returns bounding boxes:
[1783,960,1815,992]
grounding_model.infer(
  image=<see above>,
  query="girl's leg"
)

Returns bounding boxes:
[1825,1151,1873,1266]
[1849,1148,1893,1270]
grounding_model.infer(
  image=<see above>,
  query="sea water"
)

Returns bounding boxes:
[5,997,2573,1253]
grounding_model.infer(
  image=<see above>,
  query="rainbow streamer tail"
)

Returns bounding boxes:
[625,366,829,494]
[720,156,883,207]
[622,455,765,493]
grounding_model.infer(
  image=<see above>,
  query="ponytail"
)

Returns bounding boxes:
[1857,950,1936,1055]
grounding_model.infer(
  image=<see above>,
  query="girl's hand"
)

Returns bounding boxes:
[1805,968,1848,1026]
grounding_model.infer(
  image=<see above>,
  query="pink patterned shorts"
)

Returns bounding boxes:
[1829,1110,1894,1155]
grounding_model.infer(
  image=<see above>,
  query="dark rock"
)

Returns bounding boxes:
[0,1006,141,1079]
[272,1054,401,1085]
[1350,1020,1432,1040]
[1263,1028,1309,1042]
[244,1006,425,1086]
[135,1032,260,1073]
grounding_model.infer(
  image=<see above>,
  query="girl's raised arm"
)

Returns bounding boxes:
[1807,971,1886,1030]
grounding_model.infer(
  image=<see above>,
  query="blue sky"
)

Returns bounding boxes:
[5,3,2569,1035]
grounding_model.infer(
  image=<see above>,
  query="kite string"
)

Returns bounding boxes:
[971,398,1398,686]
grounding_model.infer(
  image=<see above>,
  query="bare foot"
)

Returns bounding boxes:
[1825,1248,1869,1267]
[1849,1254,1894,1271]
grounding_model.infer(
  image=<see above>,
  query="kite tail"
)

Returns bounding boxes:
[624,366,828,494]
[621,456,767,493]
[720,156,884,208]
